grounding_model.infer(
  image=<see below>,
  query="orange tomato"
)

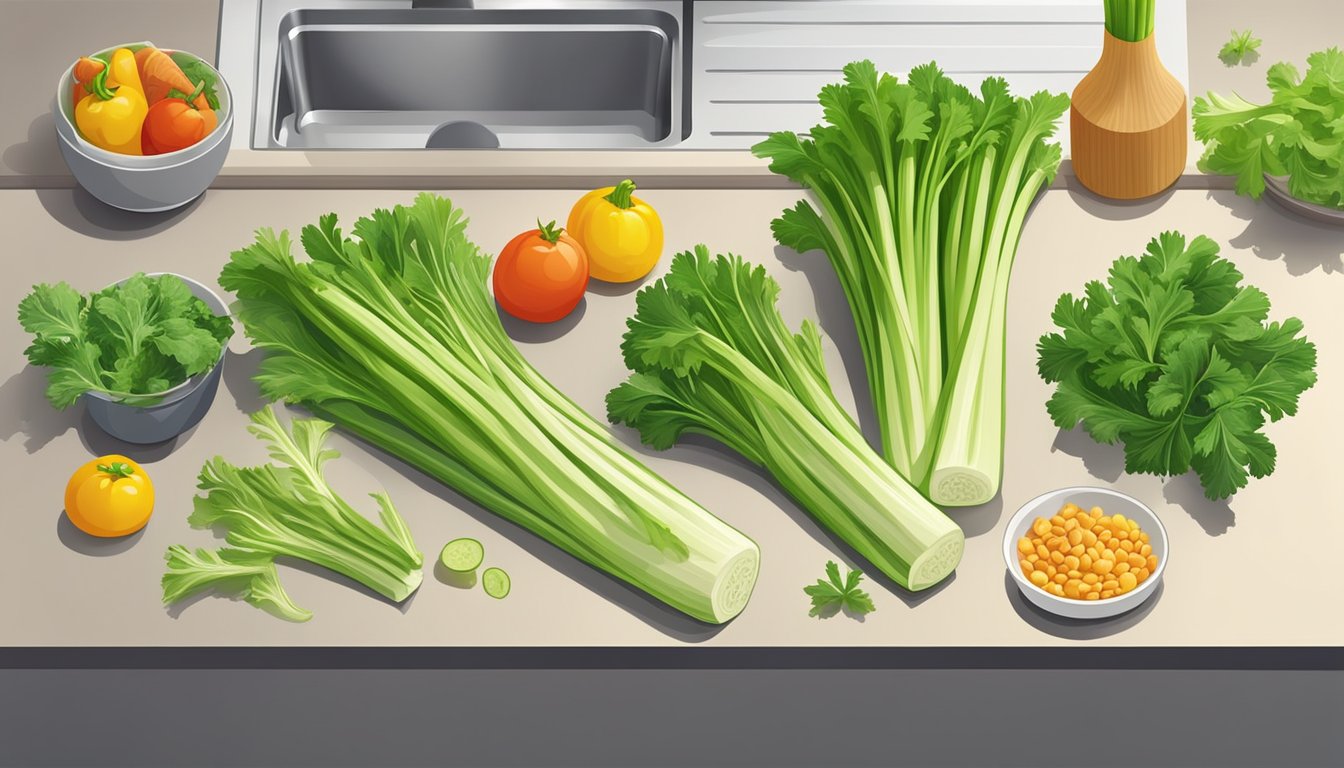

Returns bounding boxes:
[493,220,589,323]
[141,87,217,155]
[64,455,155,538]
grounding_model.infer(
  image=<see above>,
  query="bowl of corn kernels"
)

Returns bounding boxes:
[1003,487,1167,620]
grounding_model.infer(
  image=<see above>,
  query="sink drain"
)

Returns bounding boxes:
[426,120,500,149]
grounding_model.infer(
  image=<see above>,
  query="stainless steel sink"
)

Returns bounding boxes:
[218,0,1192,153]
[257,1,685,149]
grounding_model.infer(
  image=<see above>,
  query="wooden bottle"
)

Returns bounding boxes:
[1070,14,1187,199]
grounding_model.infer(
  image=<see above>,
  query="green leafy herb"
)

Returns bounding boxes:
[162,547,313,622]
[170,52,221,110]
[17,273,233,407]
[1219,30,1262,65]
[608,247,963,592]
[218,193,760,624]
[1193,47,1344,209]
[804,561,876,618]
[753,60,1068,507]
[1036,231,1317,500]
[162,407,424,621]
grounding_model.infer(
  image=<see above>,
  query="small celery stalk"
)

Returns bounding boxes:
[162,407,424,620]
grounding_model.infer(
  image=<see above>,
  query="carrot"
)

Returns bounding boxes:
[134,47,210,110]
[73,57,105,83]
[71,56,105,104]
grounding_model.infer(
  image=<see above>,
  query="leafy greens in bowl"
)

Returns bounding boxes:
[18,272,234,408]
[1193,47,1344,213]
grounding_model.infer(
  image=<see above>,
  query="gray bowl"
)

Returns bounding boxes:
[52,44,233,212]
[1262,175,1344,226]
[82,274,230,444]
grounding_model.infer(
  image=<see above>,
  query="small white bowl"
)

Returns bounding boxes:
[1003,486,1168,620]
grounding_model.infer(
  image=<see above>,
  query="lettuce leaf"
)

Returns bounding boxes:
[17,273,233,407]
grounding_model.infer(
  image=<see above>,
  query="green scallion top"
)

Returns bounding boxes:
[1104,0,1155,42]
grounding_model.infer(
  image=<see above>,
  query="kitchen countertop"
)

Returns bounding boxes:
[2,0,1341,188]
[1,185,1339,665]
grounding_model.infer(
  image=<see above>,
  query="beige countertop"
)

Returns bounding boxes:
[2,0,1340,188]
[1,185,1339,655]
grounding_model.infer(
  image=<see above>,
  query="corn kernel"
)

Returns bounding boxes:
[1024,503,1158,601]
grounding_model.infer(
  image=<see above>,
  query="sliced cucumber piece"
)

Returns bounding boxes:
[439,538,484,573]
[482,567,511,599]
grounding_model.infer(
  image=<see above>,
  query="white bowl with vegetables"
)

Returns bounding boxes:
[1004,487,1167,621]
[52,42,232,212]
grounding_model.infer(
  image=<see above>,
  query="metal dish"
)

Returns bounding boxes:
[82,273,230,444]
[1262,175,1344,226]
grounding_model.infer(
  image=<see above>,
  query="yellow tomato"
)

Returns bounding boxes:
[64,455,155,537]
[566,179,663,283]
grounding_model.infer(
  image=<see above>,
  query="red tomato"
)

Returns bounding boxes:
[493,220,589,323]
[142,94,217,155]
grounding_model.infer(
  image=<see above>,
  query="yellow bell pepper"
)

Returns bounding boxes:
[566,179,664,283]
[74,48,147,155]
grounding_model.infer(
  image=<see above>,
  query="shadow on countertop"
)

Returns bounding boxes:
[1209,190,1344,276]
[1066,185,1179,221]
[1004,571,1162,640]
[34,187,203,241]
[221,347,268,415]
[56,509,146,557]
[499,299,586,344]
[1163,473,1235,536]
[0,365,78,453]
[0,363,190,462]
[1051,426,1124,484]
[1,113,60,178]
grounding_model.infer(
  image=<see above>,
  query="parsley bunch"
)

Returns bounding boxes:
[1036,232,1317,500]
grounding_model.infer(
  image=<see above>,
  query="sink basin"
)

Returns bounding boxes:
[266,6,683,149]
